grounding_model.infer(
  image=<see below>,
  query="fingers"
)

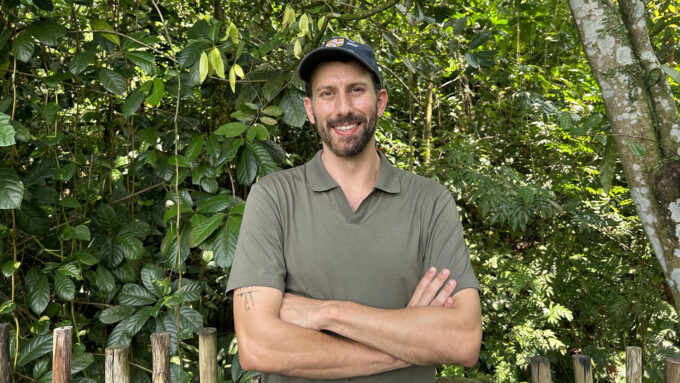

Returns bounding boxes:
[431,279,457,307]
[408,267,456,307]
[408,267,437,306]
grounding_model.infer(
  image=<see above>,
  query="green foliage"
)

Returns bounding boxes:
[0,0,678,382]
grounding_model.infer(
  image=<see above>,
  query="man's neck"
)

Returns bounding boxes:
[320,146,381,192]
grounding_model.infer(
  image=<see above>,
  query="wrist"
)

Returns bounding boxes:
[318,299,342,330]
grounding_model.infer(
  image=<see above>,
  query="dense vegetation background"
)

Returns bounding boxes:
[0,0,679,381]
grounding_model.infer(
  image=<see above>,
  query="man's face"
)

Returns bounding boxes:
[303,60,388,158]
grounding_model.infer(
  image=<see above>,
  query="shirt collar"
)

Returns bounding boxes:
[305,150,401,194]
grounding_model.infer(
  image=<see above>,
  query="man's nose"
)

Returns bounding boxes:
[334,92,352,116]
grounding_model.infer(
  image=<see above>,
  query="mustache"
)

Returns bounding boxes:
[326,115,367,127]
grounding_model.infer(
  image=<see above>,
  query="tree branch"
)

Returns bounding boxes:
[619,0,680,158]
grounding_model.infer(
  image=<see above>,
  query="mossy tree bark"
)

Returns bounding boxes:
[569,0,680,313]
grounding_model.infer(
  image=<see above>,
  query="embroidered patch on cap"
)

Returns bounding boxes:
[324,38,345,47]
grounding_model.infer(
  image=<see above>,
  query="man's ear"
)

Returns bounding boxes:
[377,89,388,118]
[303,97,315,124]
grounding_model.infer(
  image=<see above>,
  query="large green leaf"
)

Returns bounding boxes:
[95,265,116,293]
[72,224,91,241]
[25,268,50,315]
[179,306,204,333]
[236,146,258,185]
[184,133,204,161]
[91,19,120,45]
[280,88,307,128]
[162,226,190,271]
[27,20,67,46]
[17,334,53,367]
[71,353,94,375]
[125,306,153,337]
[95,204,119,234]
[99,305,135,324]
[146,78,164,106]
[189,213,225,248]
[117,283,156,306]
[55,163,76,181]
[248,140,280,177]
[107,318,132,347]
[115,233,144,260]
[660,64,680,83]
[213,214,241,268]
[99,68,127,95]
[0,112,16,146]
[141,264,166,298]
[11,30,34,62]
[215,122,247,137]
[54,273,75,301]
[127,51,156,74]
[178,39,211,68]
[197,194,234,213]
[16,201,49,235]
[0,165,23,209]
[171,278,202,302]
[97,237,125,268]
[122,87,148,117]
[111,262,137,283]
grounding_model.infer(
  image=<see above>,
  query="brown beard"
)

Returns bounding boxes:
[313,109,378,157]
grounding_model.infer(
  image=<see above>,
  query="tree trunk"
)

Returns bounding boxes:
[568,0,680,313]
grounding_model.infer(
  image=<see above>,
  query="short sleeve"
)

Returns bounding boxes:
[423,187,480,294]
[226,182,287,294]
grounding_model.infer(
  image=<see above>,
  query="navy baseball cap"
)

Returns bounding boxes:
[297,37,381,87]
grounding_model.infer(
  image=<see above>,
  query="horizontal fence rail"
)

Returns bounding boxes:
[1,323,679,382]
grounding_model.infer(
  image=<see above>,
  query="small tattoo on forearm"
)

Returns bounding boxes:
[237,287,259,310]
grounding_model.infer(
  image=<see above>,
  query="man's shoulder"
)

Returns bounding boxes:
[254,162,307,192]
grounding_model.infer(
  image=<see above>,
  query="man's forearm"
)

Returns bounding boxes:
[282,288,482,367]
[320,291,481,366]
[234,286,409,379]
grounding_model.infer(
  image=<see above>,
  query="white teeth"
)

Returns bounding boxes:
[334,123,356,131]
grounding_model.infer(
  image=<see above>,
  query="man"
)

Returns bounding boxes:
[226,37,482,382]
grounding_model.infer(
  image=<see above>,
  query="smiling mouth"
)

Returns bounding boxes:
[333,122,359,132]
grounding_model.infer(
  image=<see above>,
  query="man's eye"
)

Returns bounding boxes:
[352,88,365,93]
[320,91,333,97]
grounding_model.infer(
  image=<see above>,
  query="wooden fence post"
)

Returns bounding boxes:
[53,326,73,383]
[199,328,217,383]
[151,332,171,383]
[0,323,10,383]
[572,354,593,383]
[105,345,130,383]
[530,356,551,383]
[626,346,642,383]
[666,357,680,383]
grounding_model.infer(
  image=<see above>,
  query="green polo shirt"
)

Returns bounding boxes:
[227,150,480,383]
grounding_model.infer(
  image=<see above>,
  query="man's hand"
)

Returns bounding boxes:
[407,267,457,307]
[280,267,457,331]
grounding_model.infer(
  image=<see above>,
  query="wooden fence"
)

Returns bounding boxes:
[1,323,679,382]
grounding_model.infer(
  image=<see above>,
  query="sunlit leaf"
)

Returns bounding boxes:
[146,78,164,106]
[199,51,209,83]
[91,19,120,46]
[209,47,225,79]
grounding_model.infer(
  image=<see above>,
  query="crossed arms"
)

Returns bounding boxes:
[233,267,482,380]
